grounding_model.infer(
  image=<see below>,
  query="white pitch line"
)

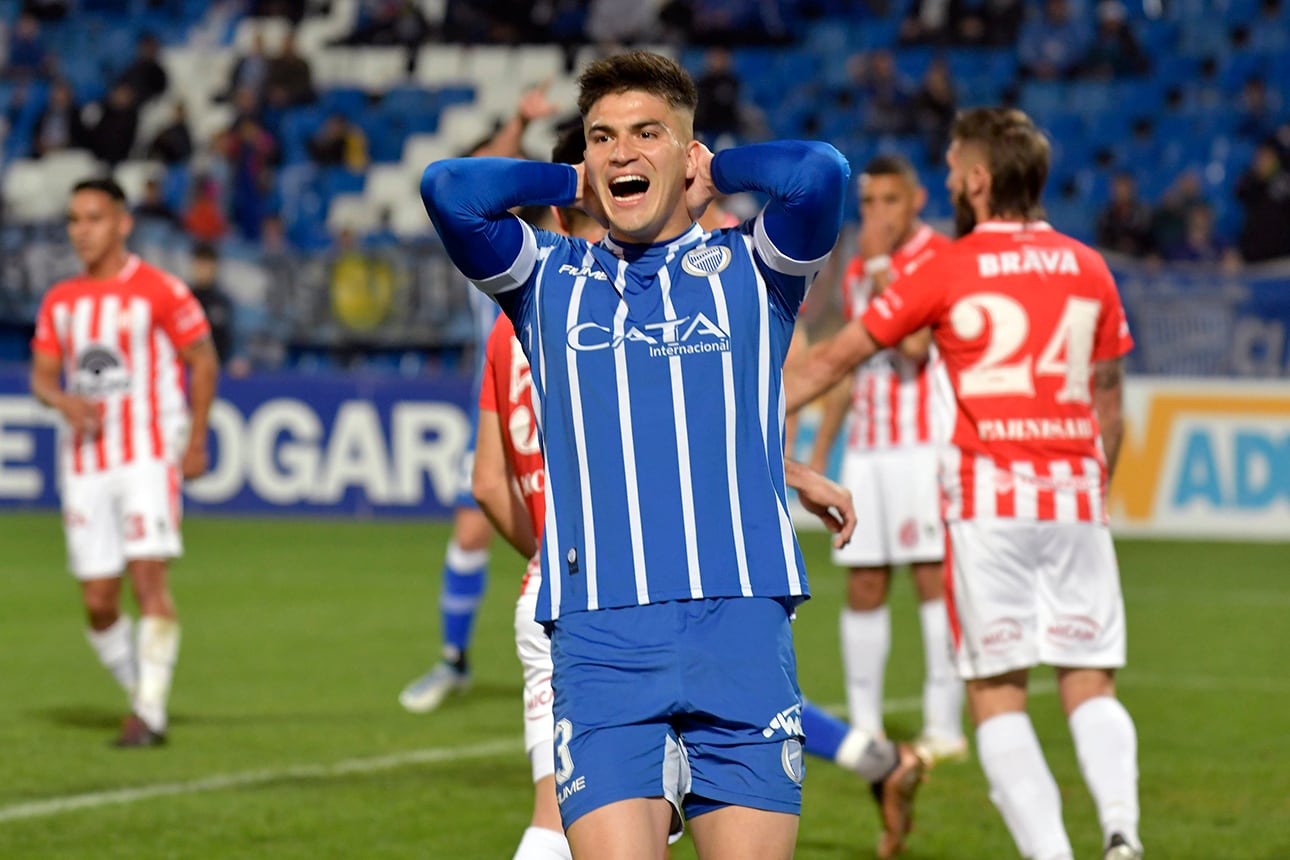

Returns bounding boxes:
[0,737,522,825]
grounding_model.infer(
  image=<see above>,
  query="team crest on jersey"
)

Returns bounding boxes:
[781,739,805,784]
[681,246,732,277]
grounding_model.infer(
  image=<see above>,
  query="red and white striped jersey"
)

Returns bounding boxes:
[861,222,1134,524]
[841,223,952,451]
[32,256,211,475]
[479,314,545,594]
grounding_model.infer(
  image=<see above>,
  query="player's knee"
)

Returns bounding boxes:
[847,568,890,610]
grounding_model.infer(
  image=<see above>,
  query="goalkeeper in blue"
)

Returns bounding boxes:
[421,49,925,860]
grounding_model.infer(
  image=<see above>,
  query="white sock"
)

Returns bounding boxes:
[1069,696,1140,850]
[918,599,964,742]
[835,728,899,782]
[976,712,1073,860]
[86,615,138,699]
[840,606,890,736]
[134,616,181,733]
[513,826,572,860]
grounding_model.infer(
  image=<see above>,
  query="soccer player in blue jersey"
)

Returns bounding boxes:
[421,50,925,859]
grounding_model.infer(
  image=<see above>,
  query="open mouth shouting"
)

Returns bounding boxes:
[609,174,650,205]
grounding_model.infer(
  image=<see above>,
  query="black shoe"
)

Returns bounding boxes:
[113,714,166,748]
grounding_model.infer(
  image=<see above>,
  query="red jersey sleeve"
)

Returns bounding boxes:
[479,317,510,413]
[1090,259,1134,362]
[840,256,863,321]
[31,292,61,358]
[157,276,211,350]
[858,253,948,348]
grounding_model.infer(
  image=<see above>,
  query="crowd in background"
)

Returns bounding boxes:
[2,0,1290,373]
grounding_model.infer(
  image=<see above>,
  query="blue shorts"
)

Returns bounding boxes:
[549,597,804,831]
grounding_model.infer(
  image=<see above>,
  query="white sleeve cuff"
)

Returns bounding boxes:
[471,221,538,296]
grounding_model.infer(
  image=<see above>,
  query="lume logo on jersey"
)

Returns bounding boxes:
[566,312,731,358]
[72,346,130,397]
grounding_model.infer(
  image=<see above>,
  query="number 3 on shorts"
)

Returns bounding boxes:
[553,718,575,785]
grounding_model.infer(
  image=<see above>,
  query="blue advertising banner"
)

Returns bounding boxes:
[0,370,474,517]
[1112,259,1290,378]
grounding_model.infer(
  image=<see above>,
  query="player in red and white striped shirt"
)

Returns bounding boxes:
[29,178,219,748]
[808,155,964,765]
[786,109,1143,860]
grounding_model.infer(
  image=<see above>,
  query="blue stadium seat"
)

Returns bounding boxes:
[319,88,370,121]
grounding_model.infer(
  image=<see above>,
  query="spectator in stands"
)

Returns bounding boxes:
[337,1,431,72]
[307,113,369,172]
[1096,172,1153,257]
[330,227,395,333]
[31,78,86,158]
[900,0,1023,46]
[1235,141,1290,263]
[1077,1,1149,81]
[860,50,916,135]
[225,31,270,101]
[114,33,168,106]
[184,174,229,242]
[1235,77,1283,143]
[693,47,742,144]
[251,0,306,22]
[265,30,314,108]
[134,176,182,229]
[1151,170,1207,257]
[1018,0,1091,80]
[189,243,240,369]
[4,13,49,80]
[914,56,956,163]
[84,83,140,166]
[958,0,1024,45]
[219,115,279,242]
[147,102,193,165]
[1158,203,1232,264]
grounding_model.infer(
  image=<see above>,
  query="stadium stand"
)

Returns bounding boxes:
[1,0,1288,372]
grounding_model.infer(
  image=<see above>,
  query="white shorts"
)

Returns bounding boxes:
[61,459,184,580]
[514,558,554,782]
[945,519,1126,680]
[833,445,943,568]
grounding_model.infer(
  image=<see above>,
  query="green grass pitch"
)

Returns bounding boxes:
[1,513,1287,858]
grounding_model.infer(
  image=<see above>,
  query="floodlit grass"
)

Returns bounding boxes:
[1,513,1287,858]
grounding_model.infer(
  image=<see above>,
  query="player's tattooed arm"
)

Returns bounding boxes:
[1092,357,1125,480]
[784,321,882,415]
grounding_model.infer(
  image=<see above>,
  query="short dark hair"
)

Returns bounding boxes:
[576,50,698,129]
[551,122,585,166]
[72,177,127,204]
[192,242,218,261]
[952,107,1050,221]
[861,153,919,185]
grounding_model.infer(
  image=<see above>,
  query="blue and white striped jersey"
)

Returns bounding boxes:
[484,218,826,619]
[421,142,850,621]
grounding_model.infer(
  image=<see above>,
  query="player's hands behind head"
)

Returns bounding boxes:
[571,162,610,229]
[685,142,717,225]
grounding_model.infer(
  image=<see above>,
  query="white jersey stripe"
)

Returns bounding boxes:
[658,267,703,599]
[70,297,95,471]
[974,454,996,518]
[532,251,561,618]
[1083,457,1104,523]
[98,295,124,469]
[749,248,800,596]
[1012,461,1038,520]
[706,267,753,597]
[127,298,149,464]
[1050,459,1077,522]
[564,268,596,611]
[611,271,649,605]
